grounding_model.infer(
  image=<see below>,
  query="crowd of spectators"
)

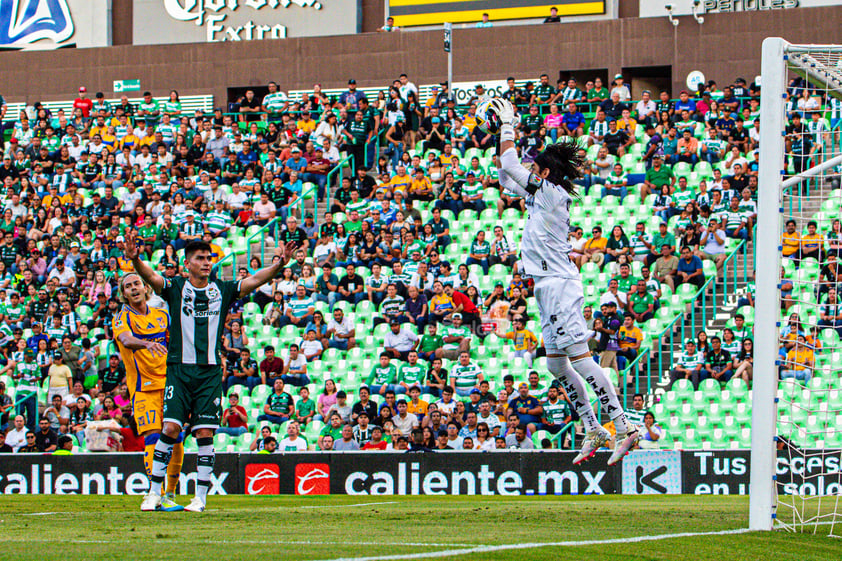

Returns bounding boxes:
[6,66,825,453]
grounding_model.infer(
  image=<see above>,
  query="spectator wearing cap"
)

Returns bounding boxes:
[610,74,631,102]
[73,86,93,117]
[47,257,75,288]
[99,354,125,395]
[384,319,420,361]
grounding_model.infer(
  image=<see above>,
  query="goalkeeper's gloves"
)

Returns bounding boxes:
[492,99,517,143]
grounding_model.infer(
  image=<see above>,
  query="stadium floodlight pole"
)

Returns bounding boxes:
[750,36,787,532]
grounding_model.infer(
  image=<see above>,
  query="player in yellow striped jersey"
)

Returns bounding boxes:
[113,273,184,512]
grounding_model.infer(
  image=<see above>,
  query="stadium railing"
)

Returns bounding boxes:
[3,94,214,125]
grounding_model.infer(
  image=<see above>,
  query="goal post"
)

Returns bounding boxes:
[750,36,787,532]
[752,38,842,534]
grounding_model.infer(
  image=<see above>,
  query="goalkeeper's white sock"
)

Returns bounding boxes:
[570,356,630,434]
[195,437,215,504]
[547,356,600,433]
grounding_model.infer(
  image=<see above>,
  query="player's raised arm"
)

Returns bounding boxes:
[238,241,298,298]
[490,99,532,196]
[124,229,165,294]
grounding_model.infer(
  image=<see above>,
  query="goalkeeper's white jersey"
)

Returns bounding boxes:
[498,148,580,280]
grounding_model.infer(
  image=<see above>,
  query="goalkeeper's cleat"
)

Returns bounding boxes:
[184,497,206,513]
[159,492,184,512]
[140,490,162,512]
[607,428,641,466]
[572,427,611,465]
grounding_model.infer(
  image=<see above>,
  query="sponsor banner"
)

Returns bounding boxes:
[681,450,842,496]
[639,0,840,19]
[450,80,507,105]
[621,450,682,495]
[0,0,111,50]
[388,0,606,28]
[0,453,239,495]
[132,0,359,45]
[4,449,839,496]
[243,451,618,496]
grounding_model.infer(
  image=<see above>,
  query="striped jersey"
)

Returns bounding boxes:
[542,397,571,424]
[263,92,288,112]
[720,210,746,230]
[675,351,705,370]
[160,277,241,365]
[451,362,482,391]
[112,304,170,392]
[204,211,233,234]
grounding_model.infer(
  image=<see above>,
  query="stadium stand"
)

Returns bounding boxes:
[0,73,835,455]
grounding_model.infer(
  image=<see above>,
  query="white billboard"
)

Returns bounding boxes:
[639,0,842,18]
[133,0,359,45]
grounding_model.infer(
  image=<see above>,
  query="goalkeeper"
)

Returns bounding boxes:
[485,98,639,465]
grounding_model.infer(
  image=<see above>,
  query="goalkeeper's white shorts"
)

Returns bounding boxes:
[534,276,588,352]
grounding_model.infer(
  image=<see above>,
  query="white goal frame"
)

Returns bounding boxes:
[751,37,842,532]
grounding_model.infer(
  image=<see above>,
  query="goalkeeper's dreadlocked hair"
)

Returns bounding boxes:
[533,140,584,197]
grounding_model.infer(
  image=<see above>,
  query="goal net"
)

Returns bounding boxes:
[752,38,842,535]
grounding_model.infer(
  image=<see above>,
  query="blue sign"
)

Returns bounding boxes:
[0,0,74,48]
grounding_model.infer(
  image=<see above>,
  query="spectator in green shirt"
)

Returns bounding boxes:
[417,322,444,362]
[641,154,675,203]
[646,222,677,267]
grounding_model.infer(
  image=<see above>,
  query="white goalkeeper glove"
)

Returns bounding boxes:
[491,98,517,143]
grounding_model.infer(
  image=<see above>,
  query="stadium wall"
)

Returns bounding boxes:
[1,450,839,496]
[0,5,841,104]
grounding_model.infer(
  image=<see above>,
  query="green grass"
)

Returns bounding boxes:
[0,495,837,560]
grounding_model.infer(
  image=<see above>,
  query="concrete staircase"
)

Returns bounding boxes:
[639,178,830,408]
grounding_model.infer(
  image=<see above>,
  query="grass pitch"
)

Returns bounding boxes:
[0,495,837,560]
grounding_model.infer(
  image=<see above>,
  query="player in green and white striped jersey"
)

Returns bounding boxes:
[629,222,652,262]
[203,201,233,237]
[157,115,177,145]
[672,177,695,208]
[701,128,726,164]
[128,234,298,513]
[451,350,483,396]
[720,197,748,240]
[377,284,406,324]
[262,82,288,120]
[668,340,705,390]
[540,382,572,436]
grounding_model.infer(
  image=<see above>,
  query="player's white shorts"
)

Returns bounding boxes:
[533,276,588,352]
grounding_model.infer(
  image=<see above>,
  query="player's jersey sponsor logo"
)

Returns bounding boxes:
[295,463,330,495]
[244,464,280,495]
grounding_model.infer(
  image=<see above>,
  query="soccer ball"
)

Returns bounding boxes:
[475,99,503,135]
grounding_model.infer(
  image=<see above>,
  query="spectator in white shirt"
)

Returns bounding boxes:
[278,421,308,451]
[6,415,27,452]
[383,320,419,361]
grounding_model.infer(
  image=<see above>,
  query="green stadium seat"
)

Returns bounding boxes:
[227,384,246,397]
